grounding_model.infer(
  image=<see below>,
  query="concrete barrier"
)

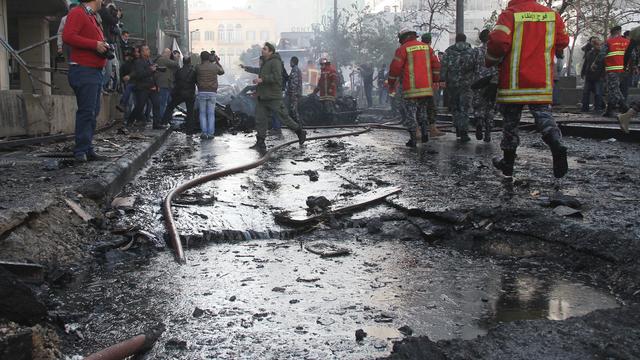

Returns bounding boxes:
[0,90,26,137]
[0,90,113,138]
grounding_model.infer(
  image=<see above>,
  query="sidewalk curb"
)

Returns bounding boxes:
[76,128,172,200]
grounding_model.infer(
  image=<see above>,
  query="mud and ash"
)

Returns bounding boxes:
[4,120,639,358]
[47,125,638,358]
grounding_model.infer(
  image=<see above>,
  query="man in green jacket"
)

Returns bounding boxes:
[251,42,306,152]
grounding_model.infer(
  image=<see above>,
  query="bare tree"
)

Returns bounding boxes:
[401,0,455,39]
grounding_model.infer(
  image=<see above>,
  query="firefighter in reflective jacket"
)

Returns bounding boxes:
[388,29,441,147]
[313,58,338,124]
[595,26,631,117]
[618,25,640,132]
[486,0,570,179]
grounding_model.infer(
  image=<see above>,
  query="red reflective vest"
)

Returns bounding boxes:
[317,65,337,101]
[388,38,440,99]
[604,36,630,73]
[486,0,569,104]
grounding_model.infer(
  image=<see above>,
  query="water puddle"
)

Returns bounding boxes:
[58,238,619,359]
[80,130,624,358]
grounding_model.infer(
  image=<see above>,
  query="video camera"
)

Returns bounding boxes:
[210,50,221,63]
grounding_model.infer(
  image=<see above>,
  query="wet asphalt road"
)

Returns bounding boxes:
[55,126,636,358]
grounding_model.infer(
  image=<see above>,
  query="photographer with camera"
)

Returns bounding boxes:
[127,44,163,130]
[98,1,121,43]
[62,0,109,163]
[195,51,224,139]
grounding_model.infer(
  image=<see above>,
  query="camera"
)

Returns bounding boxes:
[210,50,220,63]
[97,43,116,60]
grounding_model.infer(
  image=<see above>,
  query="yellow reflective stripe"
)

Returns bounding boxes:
[426,46,432,85]
[496,94,553,103]
[393,56,402,62]
[510,17,525,89]
[514,12,555,22]
[388,76,398,80]
[406,44,428,53]
[407,48,416,90]
[606,65,624,71]
[404,88,433,98]
[498,88,552,95]
[606,51,626,57]
[493,24,511,35]
[319,96,336,101]
[544,21,555,89]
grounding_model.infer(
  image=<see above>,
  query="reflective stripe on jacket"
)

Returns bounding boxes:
[604,36,630,73]
[486,0,569,104]
[387,38,440,99]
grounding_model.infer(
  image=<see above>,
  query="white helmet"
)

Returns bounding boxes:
[398,28,417,38]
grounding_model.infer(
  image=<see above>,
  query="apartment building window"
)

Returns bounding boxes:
[235,24,242,43]
[192,30,201,41]
[246,31,256,41]
[205,31,214,41]
[227,24,234,43]
[218,24,225,42]
[260,31,269,41]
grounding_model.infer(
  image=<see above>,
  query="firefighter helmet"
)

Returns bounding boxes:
[319,58,331,65]
[398,28,417,39]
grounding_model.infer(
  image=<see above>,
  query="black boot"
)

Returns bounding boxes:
[483,127,491,143]
[405,131,417,148]
[619,102,630,114]
[550,141,568,178]
[602,104,614,117]
[475,119,483,140]
[421,126,429,143]
[250,136,267,152]
[296,128,307,145]
[459,131,471,143]
[492,149,516,177]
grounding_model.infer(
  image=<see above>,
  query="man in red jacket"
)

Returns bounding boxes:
[313,58,337,125]
[486,0,570,179]
[595,26,630,117]
[388,29,440,147]
[62,0,109,163]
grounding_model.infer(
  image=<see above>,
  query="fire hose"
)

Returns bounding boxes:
[84,324,164,360]
[163,127,372,264]
[162,118,497,264]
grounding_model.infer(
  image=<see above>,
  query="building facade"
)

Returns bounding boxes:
[189,10,276,68]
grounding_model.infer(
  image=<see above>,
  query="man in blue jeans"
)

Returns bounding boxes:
[62,0,108,163]
[195,51,224,139]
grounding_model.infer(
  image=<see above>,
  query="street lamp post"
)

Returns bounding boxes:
[333,0,338,68]
[456,0,464,35]
[188,17,203,54]
[190,29,199,55]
